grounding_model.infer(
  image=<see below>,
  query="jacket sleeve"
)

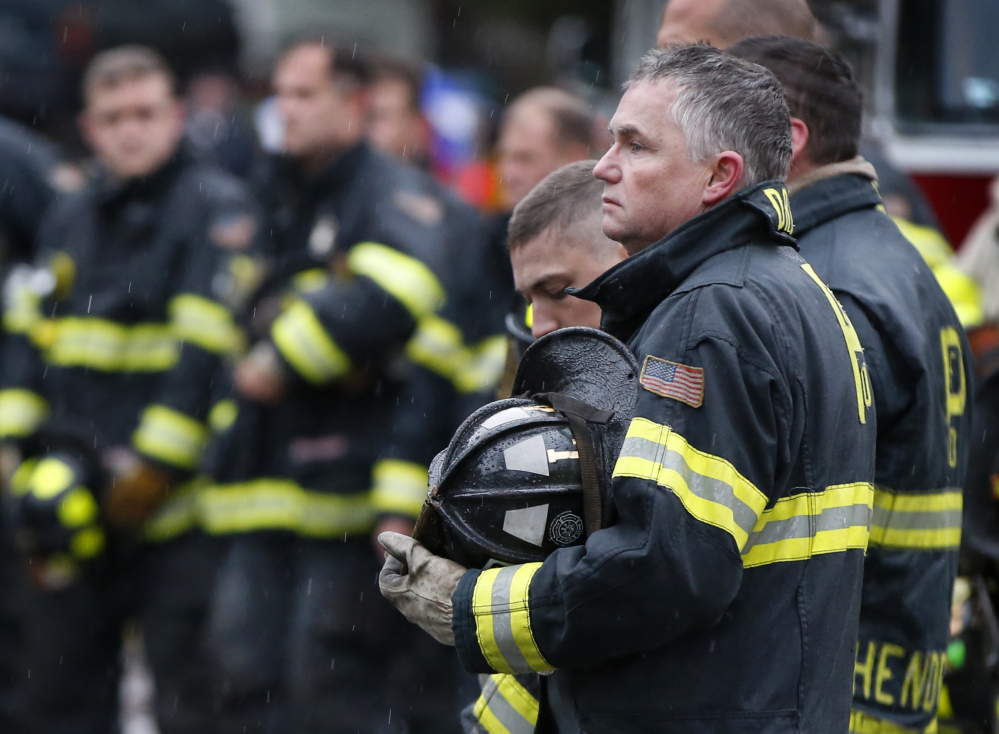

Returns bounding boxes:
[0,203,75,441]
[453,328,790,673]
[269,241,446,385]
[131,187,258,473]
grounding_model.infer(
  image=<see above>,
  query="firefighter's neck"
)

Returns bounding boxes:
[300,130,365,177]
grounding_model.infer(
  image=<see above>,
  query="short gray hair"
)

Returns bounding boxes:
[626,44,792,187]
[507,160,602,250]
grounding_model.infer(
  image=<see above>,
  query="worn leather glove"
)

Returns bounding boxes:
[103,448,176,531]
[378,531,467,645]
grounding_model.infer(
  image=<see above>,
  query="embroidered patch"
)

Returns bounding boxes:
[640,355,704,408]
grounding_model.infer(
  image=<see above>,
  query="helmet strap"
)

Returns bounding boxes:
[533,392,613,537]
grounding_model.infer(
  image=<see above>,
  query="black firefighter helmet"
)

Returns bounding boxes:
[414,327,639,568]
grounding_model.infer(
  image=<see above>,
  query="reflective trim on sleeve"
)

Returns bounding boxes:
[456,335,508,395]
[169,293,243,356]
[869,487,962,550]
[197,479,377,537]
[741,483,873,567]
[271,300,351,384]
[849,708,937,734]
[0,389,48,439]
[613,417,873,567]
[346,242,446,320]
[471,563,554,674]
[405,315,464,381]
[44,317,179,372]
[405,318,507,395]
[144,478,207,543]
[613,417,769,550]
[132,405,209,470]
[370,459,429,517]
[473,674,539,734]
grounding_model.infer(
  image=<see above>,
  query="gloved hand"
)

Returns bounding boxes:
[378,531,467,646]
[103,448,176,531]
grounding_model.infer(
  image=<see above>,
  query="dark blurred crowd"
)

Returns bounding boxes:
[0,2,996,734]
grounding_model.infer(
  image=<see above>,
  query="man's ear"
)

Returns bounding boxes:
[790,118,809,166]
[702,150,744,207]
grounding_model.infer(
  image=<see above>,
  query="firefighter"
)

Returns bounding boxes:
[379,45,877,732]
[0,46,256,734]
[196,38,485,734]
[461,161,627,734]
[730,35,973,734]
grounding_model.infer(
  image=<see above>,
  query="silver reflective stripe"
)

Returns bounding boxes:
[479,676,536,734]
[490,567,532,673]
[871,506,961,531]
[619,435,760,537]
[742,502,872,555]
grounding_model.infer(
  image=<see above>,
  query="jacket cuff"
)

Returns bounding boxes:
[132,404,208,471]
[271,300,351,385]
[454,569,494,674]
[453,564,555,675]
[371,459,428,518]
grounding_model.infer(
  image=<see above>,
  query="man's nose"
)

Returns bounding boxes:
[592,148,620,183]
[531,308,558,339]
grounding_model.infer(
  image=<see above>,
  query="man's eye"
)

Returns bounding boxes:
[630,142,643,153]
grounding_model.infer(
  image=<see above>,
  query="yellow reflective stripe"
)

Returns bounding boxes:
[371,459,428,517]
[456,335,508,394]
[44,317,178,372]
[132,405,209,470]
[271,300,351,384]
[208,399,238,433]
[144,478,207,542]
[0,389,48,438]
[197,480,377,537]
[850,709,937,734]
[473,674,539,734]
[613,418,872,566]
[869,487,962,550]
[346,242,445,320]
[406,317,507,394]
[405,315,464,381]
[472,563,554,674]
[741,483,873,568]
[613,417,769,550]
[169,293,242,356]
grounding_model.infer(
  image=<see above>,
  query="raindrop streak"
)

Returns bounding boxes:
[87,295,92,313]
[307,578,313,596]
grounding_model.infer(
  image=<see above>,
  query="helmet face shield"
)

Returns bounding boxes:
[415,328,639,569]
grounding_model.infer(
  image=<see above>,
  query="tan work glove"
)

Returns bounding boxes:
[103,448,176,531]
[378,531,467,646]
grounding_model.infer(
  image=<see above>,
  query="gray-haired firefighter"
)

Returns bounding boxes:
[379,45,878,733]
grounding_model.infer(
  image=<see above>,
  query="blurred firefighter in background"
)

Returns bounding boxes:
[367,57,433,169]
[196,38,489,734]
[0,45,259,734]
[489,87,601,394]
[0,107,80,733]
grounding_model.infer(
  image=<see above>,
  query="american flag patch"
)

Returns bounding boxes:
[640,356,704,408]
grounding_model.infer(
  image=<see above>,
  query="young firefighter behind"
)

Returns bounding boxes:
[730,36,974,733]
[379,45,878,732]
[0,46,258,734]
[461,161,627,734]
[197,39,486,734]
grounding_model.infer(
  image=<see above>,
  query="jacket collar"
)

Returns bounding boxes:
[788,159,882,237]
[276,141,371,207]
[573,181,797,341]
[93,146,192,207]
